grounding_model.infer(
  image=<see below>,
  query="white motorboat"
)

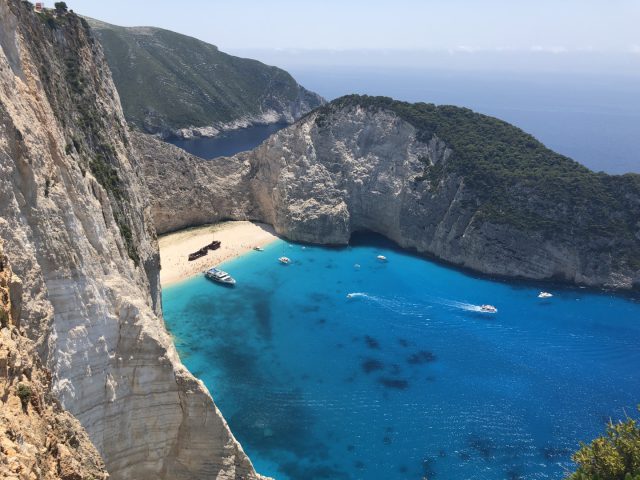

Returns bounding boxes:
[253,246,264,251]
[480,304,498,313]
[538,291,553,298]
[204,267,236,286]
[279,256,291,265]
[376,255,387,262]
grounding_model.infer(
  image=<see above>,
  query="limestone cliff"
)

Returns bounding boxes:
[0,2,263,479]
[137,97,640,290]
[1,241,109,480]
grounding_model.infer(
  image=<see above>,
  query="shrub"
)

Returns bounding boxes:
[568,408,640,480]
[54,2,68,14]
[16,383,32,406]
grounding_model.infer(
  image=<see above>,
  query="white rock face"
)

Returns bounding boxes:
[139,104,640,289]
[0,2,265,479]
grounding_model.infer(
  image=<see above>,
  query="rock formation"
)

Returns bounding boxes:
[87,18,324,139]
[137,97,640,290]
[1,240,109,480]
[0,2,265,479]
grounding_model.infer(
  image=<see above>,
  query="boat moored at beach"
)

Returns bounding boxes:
[205,267,236,286]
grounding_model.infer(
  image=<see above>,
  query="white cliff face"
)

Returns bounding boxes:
[140,104,640,290]
[0,2,264,479]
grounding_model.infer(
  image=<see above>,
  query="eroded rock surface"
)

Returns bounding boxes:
[138,99,640,290]
[0,2,264,479]
[1,241,109,480]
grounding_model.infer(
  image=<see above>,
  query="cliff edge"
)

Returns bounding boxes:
[138,96,640,290]
[0,2,264,479]
[1,240,109,480]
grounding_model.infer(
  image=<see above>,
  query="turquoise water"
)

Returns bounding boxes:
[162,234,640,480]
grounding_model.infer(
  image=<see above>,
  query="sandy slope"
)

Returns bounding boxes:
[159,221,278,286]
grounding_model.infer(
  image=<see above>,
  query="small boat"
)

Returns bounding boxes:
[480,304,498,313]
[253,246,264,251]
[346,293,355,299]
[538,291,553,298]
[376,255,387,262]
[205,267,236,286]
[354,263,361,269]
[279,256,291,265]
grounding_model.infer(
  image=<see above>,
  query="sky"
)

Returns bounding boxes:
[67,0,639,52]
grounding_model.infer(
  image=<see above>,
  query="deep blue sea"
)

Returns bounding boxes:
[288,67,640,175]
[166,68,639,173]
[167,122,286,159]
[162,234,640,480]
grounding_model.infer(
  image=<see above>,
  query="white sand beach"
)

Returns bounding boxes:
[159,221,278,287]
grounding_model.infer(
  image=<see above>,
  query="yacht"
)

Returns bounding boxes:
[538,291,553,298]
[204,267,236,286]
[377,255,387,262]
[480,304,498,313]
[279,256,291,265]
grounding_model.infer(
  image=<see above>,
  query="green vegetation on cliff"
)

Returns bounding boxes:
[22,5,140,265]
[86,19,323,135]
[568,409,640,480]
[317,95,640,270]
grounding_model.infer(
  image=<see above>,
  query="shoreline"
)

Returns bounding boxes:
[158,221,278,287]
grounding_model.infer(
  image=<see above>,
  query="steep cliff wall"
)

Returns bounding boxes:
[87,18,324,139]
[138,98,640,290]
[0,2,263,479]
[1,241,109,480]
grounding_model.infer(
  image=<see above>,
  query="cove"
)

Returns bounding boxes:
[166,123,287,159]
[162,233,640,480]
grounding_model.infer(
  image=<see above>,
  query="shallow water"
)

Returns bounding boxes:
[167,123,286,159]
[162,234,640,480]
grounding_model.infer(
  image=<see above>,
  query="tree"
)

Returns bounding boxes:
[568,408,640,480]
[54,2,68,14]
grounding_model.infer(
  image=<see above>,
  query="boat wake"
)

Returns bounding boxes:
[346,293,430,318]
[436,298,493,313]
[347,292,494,315]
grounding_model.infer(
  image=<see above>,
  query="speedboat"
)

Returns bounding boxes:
[279,256,291,265]
[253,246,264,251]
[480,304,498,313]
[538,291,553,298]
[204,267,236,286]
[376,255,387,262]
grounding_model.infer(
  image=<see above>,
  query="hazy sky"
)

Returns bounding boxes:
[68,0,639,53]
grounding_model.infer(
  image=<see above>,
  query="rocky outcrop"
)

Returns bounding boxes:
[138,98,640,290]
[0,2,264,479]
[1,241,109,480]
[87,18,324,139]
